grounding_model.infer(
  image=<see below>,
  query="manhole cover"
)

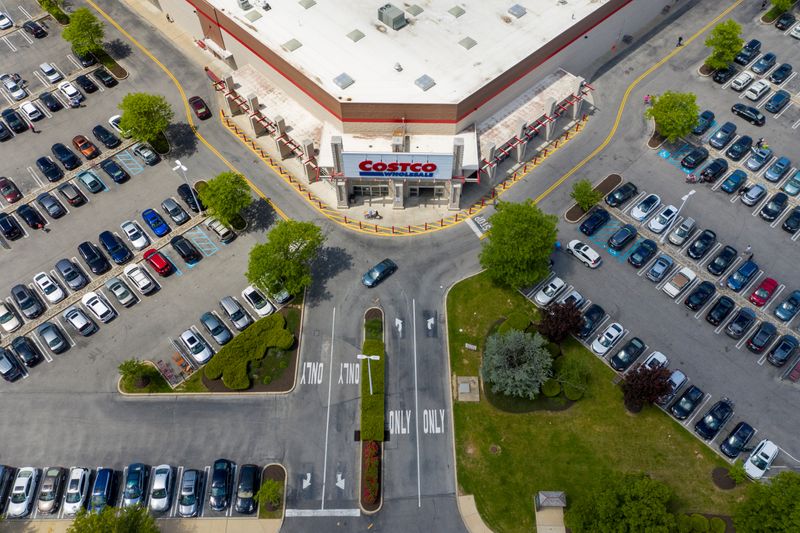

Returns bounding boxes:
[489,444,501,455]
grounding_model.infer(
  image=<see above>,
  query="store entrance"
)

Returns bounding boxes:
[350,184,390,205]
[409,185,446,206]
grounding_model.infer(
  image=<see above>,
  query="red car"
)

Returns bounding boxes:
[749,277,778,307]
[188,96,211,120]
[143,249,173,277]
[0,177,22,203]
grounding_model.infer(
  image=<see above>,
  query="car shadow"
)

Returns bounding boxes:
[307,246,353,304]
[165,122,199,159]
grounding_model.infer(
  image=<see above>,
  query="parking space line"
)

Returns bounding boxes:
[115,150,144,176]
[637,254,660,277]
[30,335,53,363]
[161,252,182,276]
[792,228,800,242]
[714,305,738,334]
[17,29,32,45]
[751,196,770,216]
[693,294,718,320]
[742,271,764,297]
[684,394,713,427]
[2,35,16,52]
[697,244,721,269]
[735,322,759,350]
[226,464,237,517]
[171,466,183,517]
[56,317,76,347]
[66,54,82,70]
[775,101,793,119]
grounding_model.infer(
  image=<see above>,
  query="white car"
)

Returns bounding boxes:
[81,292,116,323]
[534,276,565,306]
[731,71,755,91]
[566,239,602,268]
[1,73,26,100]
[0,302,22,333]
[39,62,62,83]
[7,467,39,517]
[58,81,82,101]
[591,322,624,356]
[630,194,661,221]
[792,24,800,39]
[242,285,274,317]
[745,79,770,101]
[745,439,779,480]
[647,205,677,234]
[120,220,150,250]
[20,101,43,121]
[642,351,668,370]
[34,272,65,304]
[180,329,213,364]
[663,266,696,298]
[63,306,95,336]
[149,465,172,512]
[124,264,156,295]
[0,12,13,29]
[108,114,131,138]
[63,467,90,516]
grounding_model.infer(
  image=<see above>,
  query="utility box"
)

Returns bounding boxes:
[378,3,407,30]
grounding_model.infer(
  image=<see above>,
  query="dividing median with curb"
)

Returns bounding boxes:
[359,307,385,514]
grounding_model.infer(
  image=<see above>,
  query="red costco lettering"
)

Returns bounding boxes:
[358,160,438,173]
[359,160,373,171]
[422,163,436,172]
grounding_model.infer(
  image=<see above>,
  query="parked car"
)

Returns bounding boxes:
[566,239,602,268]
[99,230,132,264]
[684,281,716,311]
[124,264,156,295]
[72,135,99,159]
[646,254,673,282]
[681,148,709,169]
[706,245,737,276]
[220,296,252,331]
[62,467,90,516]
[744,79,770,101]
[776,12,796,30]
[76,170,104,193]
[81,292,116,323]
[36,467,66,515]
[647,205,677,234]
[132,143,159,165]
[74,74,98,93]
[141,208,171,237]
[750,277,778,307]
[775,290,800,322]
[760,192,788,221]
[630,193,661,221]
[57,80,82,102]
[745,440,778,480]
[242,285,274,317]
[51,143,81,170]
[734,39,761,65]
[641,351,668,371]
[713,64,738,83]
[93,67,117,88]
[189,96,212,119]
[178,184,204,212]
[161,197,190,225]
[7,467,40,517]
[39,91,62,112]
[12,336,43,367]
[0,347,23,382]
[91,125,120,148]
[34,272,65,304]
[88,468,115,513]
[57,183,86,206]
[2,108,26,133]
[752,52,777,74]
[591,322,624,356]
[720,422,756,459]
[578,208,609,236]
[36,192,66,219]
[692,110,714,135]
[0,176,21,203]
[609,337,646,372]
[99,159,129,183]
[11,284,44,319]
[72,48,97,67]
[0,302,21,334]
[108,115,129,137]
[36,157,63,182]
[709,122,736,149]
[747,147,774,171]
[149,465,172,512]
[1,73,26,100]
[78,241,111,275]
[767,335,799,366]
[731,103,765,126]
[204,217,235,243]
[20,101,42,121]
[362,258,398,287]
[122,463,147,508]
[105,277,136,307]
[721,169,747,193]
[706,296,735,326]
[120,220,149,250]
[560,290,584,309]
[726,135,752,161]
[577,304,605,339]
[767,156,792,182]
[694,399,734,440]
[731,70,755,91]
[604,182,637,207]
[700,158,728,182]
[607,224,637,251]
[178,469,201,517]
[35,321,68,351]
[234,464,259,514]
[663,267,696,299]
[687,229,716,260]
[741,183,767,206]
[0,12,13,29]
[200,311,233,345]
[170,235,202,264]
[726,308,757,339]
[143,249,173,277]
[657,369,687,408]
[668,217,695,246]
[628,239,657,268]
[209,459,234,511]
[727,260,758,292]
[669,385,704,420]
[747,322,777,353]
[782,207,800,233]
[769,64,792,84]
[784,172,800,196]
[63,306,96,336]
[16,204,46,229]
[55,258,88,291]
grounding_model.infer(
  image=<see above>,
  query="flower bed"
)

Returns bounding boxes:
[361,440,381,512]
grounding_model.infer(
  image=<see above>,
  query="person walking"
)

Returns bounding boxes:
[744,244,752,256]
[677,36,684,47]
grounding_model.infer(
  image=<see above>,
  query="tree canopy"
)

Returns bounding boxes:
[704,19,743,70]
[479,200,557,288]
[645,91,700,143]
[481,329,552,399]
[621,366,673,411]
[538,302,583,343]
[62,8,104,55]
[197,172,253,228]
[118,93,175,144]
[246,220,325,296]
[734,471,800,532]
[67,506,160,533]
[571,179,603,212]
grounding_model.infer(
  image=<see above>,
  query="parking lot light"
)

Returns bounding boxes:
[356,353,381,395]
[660,189,696,243]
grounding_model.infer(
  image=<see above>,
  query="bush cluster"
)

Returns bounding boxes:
[362,441,381,505]
[541,379,561,397]
[204,313,294,390]
[360,338,386,441]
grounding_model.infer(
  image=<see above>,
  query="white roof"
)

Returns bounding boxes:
[212,0,604,104]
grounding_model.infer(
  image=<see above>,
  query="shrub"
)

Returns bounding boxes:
[365,317,383,341]
[541,379,561,397]
[563,384,584,401]
[690,514,709,532]
[257,478,283,509]
[570,179,603,212]
[677,514,693,533]
[709,517,726,533]
[727,460,748,485]
[362,441,381,505]
[546,343,561,358]
[262,374,273,385]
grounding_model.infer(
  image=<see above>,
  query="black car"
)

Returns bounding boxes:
[177,184,204,212]
[77,241,111,275]
[706,296,735,326]
[681,147,709,169]
[707,245,737,276]
[99,160,129,184]
[776,12,796,30]
[0,213,23,240]
[684,281,716,311]
[627,239,657,268]
[92,67,117,88]
[209,459,234,512]
[36,157,64,182]
[607,224,637,251]
[734,39,761,65]
[709,122,736,149]
[579,208,610,236]
[577,304,605,339]
[170,235,202,264]
[753,52,776,74]
[769,63,793,84]
[700,158,728,182]
[713,64,738,83]
[39,91,62,112]
[726,308,756,339]
[720,422,756,459]
[747,322,777,353]
[72,48,97,67]
[694,398,734,440]
[782,207,800,233]
[731,103,765,126]
[22,20,46,38]
[234,464,259,514]
[687,229,716,260]
[725,135,752,161]
[91,125,120,148]
[74,74,98,93]
[670,385,705,420]
[362,258,398,287]
[99,231,132,265]
[36,192,66,219]
[11,284,44,320]
[609,337,646,372]
[760,192,788,221]
[10,336,43,367]
[692,110,715,135]
[17,204,46,229]
[2,109,27,133]
[765,90,791,113]
[51,143,81,170]
[767,335,799,366]
[604,182,637,207]
[57,182,86,207]
[0,347,23,382]
[0,121,11,141]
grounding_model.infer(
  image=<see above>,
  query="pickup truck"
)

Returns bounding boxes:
[663,266,696,298]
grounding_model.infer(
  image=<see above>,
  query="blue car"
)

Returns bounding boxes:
[726,260,758,292]
[775,290,800,322]
[692,110,715,135]
[765,90,791,113]
[721,169,747,193]
[646,254,673,282]
[579,208,610,236]
[98,230,132,265]
[752,52,776,75]
[141,208,170,237]
[765,156,791,182]
[746,148,773,171]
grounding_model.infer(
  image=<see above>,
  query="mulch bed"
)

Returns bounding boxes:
[360,441,381,512]
[698,64,714,77]
[365,308,382,321]
[260,464,285,516]
[564,174,623,223]
[647,131,666,149]
[711,466,736,490]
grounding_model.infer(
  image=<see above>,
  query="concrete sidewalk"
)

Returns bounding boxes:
[0,518,282,533]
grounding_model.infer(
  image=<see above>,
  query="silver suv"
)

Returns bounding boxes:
[178,469,200,517]
[219,296,252,331]
[668,217,695,246]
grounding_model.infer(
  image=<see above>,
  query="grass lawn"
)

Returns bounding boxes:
[448,272,743,533]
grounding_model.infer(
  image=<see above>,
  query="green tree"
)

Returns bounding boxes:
[257,478,284,509]
[61,8,104,55]
[734,471,800,531]
[538,301,582,343]
[246,220,324,296]
[704,19,743,70]
[567,473,676,533]
[557,355,591,399]
[645,91,700,143]
[772,0,792,13]
[570,179,603,212]
[67,506,160,533]
[480,329,552,400]
[118,359,151,388]
[118,93,175,144]
[727,460,748,485]
[621,365,672,412]
[479,200,557,288]
[197,172,253,228]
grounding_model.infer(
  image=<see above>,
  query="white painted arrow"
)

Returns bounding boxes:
[302,473,312,490]
[395,318,403,336]
[427,317,435,330]
[335,472,345,490]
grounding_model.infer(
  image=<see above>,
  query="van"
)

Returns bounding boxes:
[204,217,235,244]
[219,296,252,331]
[668,217,695,246]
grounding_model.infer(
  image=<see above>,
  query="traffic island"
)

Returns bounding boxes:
[563,174,621,223]
[359,307,385,513]
[258,463,287,519]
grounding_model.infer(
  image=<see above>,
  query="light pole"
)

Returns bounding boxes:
[172,160,201,212]
[660,189,695,243]
[357,354,380,395]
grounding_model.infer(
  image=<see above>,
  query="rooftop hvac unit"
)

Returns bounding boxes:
[238,0,253,10]
[378,4,407,30]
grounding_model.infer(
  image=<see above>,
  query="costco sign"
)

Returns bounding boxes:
[343,153,453,180]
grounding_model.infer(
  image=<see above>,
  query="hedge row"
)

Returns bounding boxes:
[360,338,386,441]
[204,313,294,390]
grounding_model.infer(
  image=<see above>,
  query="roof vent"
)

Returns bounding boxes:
[244,9,262,22]
[347,29,365,42]
[459,37,477,50]
[394,63,403,72]
[333,73,355,90]
[448,6,465,18]
[378,4,408,30]
[282,38,302,52]
[508,4,526,18]
[237,0,253,10]
[298,0,316,8]
[415,74,435,92]
[406,4,423,16]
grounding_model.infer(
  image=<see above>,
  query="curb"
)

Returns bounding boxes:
[261,462,287,522]
[358,306,385,514]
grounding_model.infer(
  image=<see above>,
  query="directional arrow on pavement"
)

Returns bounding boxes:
[336,472,345,490]
[427,317,435,330]
[302,473,312,490]
[395,318,403,337]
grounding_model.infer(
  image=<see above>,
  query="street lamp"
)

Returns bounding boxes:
[356,354,381,395]
[660,189,695,243]
[172,160,201,211]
